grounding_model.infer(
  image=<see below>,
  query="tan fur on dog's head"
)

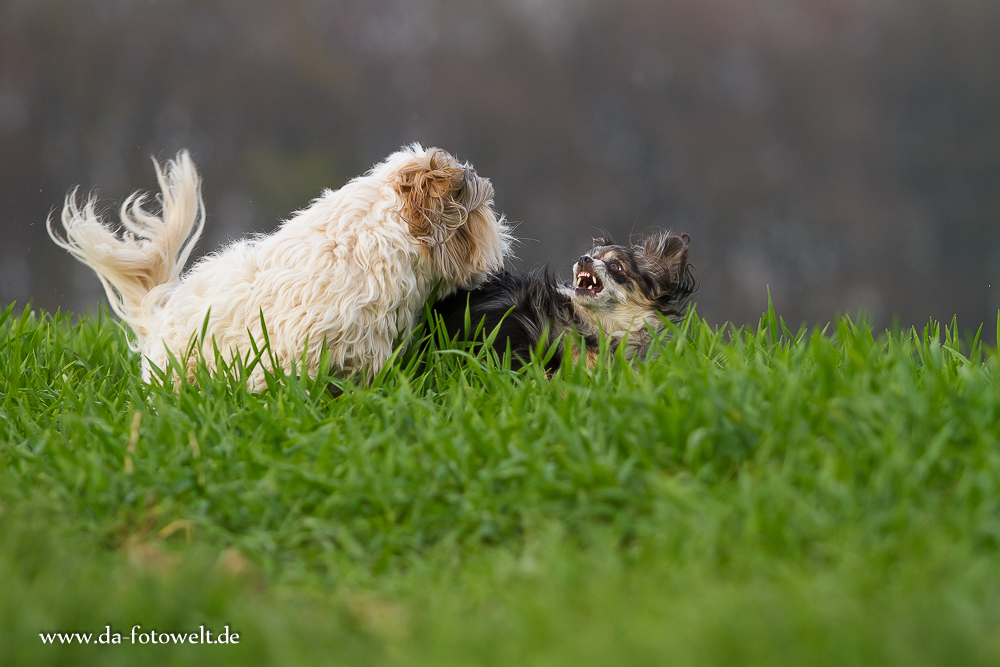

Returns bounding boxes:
[393,147,511,289]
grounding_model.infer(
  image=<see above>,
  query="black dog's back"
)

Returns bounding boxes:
[432,270,582,370]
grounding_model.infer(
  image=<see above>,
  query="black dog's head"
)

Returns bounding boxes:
[570,230,697,327]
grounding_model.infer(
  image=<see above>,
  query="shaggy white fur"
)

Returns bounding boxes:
[48,145,512,389]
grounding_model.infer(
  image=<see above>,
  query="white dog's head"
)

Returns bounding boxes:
[376,144,512,291]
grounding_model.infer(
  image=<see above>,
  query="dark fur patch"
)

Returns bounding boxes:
[433,269,590,371]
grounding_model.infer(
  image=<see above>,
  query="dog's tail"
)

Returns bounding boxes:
[47,151,205,346]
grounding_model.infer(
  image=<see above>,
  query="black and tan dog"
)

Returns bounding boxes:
[433,231,696,370]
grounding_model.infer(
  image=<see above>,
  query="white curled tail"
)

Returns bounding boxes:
[47,151,205,346]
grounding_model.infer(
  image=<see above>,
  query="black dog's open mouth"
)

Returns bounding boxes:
[575,270,604,295]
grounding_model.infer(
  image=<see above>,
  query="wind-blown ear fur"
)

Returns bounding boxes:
[641,231,697,309]
[394,147,490,246]
[643,232,689,279]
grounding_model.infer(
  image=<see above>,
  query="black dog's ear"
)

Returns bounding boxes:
[641,231,697,312]
[591,234,615,248]
[643,231,690,280]
[394,147,490,246]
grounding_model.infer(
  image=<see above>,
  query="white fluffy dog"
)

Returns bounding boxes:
[48,145,511,389]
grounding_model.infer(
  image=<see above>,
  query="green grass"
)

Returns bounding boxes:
[2,299,1000,666]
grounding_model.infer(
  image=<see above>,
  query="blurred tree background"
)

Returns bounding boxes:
[1,0,998,334]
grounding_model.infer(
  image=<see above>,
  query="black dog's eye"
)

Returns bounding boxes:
[608,261,624,274]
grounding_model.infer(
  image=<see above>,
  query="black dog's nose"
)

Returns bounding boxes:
[578,255,594,266]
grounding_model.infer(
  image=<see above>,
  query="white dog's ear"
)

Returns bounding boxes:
[394,148,492,246]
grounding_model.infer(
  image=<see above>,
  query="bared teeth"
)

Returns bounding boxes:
[575,270,601,293]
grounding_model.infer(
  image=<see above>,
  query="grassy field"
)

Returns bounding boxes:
[2,300,1000,666]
